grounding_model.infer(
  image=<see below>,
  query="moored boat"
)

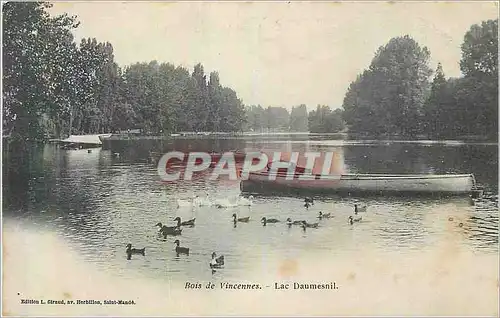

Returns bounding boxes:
[241,170,478,196]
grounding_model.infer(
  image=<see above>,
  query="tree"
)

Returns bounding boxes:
[3,3,252,141]
[207,72,222,131]
[308,105,344,133]
[191,63,209,132]
[72,38,122,135]
[460,19,498,78]
[423,63,447,137]
[458,19,498,139]
[245,105,266,132]
[289,104,309,132]
[265,107,290,131]
[342,36,433,137]
[3,2,80,143]
[220,87,246,132]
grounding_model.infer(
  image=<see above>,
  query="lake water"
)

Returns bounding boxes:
[2,138,499,316]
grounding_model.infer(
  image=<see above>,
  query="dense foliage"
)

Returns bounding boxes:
[2,2,247,143]
[308,106,344,133]
[342,21,498,140]
[244,104,344,133]
[3,3,496,142]
[342,36,433,137]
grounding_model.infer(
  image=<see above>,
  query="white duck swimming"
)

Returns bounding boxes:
[237,195,254,206]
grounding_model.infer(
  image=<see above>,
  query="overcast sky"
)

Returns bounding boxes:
[50,1,498,110]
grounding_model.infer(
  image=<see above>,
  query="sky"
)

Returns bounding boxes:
[50,1,498,110]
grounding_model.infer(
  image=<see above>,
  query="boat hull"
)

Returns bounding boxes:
[241,173,476,196]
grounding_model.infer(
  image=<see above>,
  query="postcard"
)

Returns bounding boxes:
[2,1,499,316]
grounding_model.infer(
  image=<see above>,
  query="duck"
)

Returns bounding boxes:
[174,216,196,227]
[177,195,206,208]
[318,211,332,219]
[261,217,280,226]
[238,195,254,206]
[286,218,305,226]
[210,252,225,269]
[348,215,362,225]
[304,197,314,205]
[174,240,189,255]
[232,213,250,223]
[302,221,319,228]
[300,223,308,232]
[354,204,367,213]
[126,244,145,256]
[155,222,182,236]
[192,195,203,207]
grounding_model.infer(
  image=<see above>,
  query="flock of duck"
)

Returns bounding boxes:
[125,196,368,271]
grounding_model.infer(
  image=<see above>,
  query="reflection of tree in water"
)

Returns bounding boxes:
[3,144,109,251]
[417,144,498,191]
[340,143,497,190]
[343,144,431,174]
[3,143,49,214]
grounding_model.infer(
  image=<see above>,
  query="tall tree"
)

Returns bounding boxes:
[458,19,498,139]
[423,63,447,137]
[342,36,433,137]
[73,38,121,134]
[289,104,309,132]
[3,2,80,143]
[245,105,266,132]
[207,71,222,131]
[460,19,498,78]
[309,105,344,133]
[191,63,209,132]
[265,107,290,131]
[220,87,246,132]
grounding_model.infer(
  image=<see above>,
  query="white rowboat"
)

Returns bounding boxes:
[242,172,477,195]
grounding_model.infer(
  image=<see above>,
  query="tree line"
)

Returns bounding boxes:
[3,3,496,144]
[245,104,344,133]
[3,2,246,145]
[342,20,498,140]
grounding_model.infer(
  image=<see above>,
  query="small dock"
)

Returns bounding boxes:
[56,134,112,149]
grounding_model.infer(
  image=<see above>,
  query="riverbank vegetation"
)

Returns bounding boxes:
[342,20,498,141]
[3,2,497,145]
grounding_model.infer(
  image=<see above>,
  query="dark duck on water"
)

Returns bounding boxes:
[174,217,196,227]
[210,252,225,269]
[155,222,182,236]
[354,204,367,213]
[261,217,280,226]
[286,218,305,226]
[126,244,145,256]
[232,213,250,223]
[174,240,190,255]
[348,215,362,225]
[318,211,332,219]
[302,221,319,228]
